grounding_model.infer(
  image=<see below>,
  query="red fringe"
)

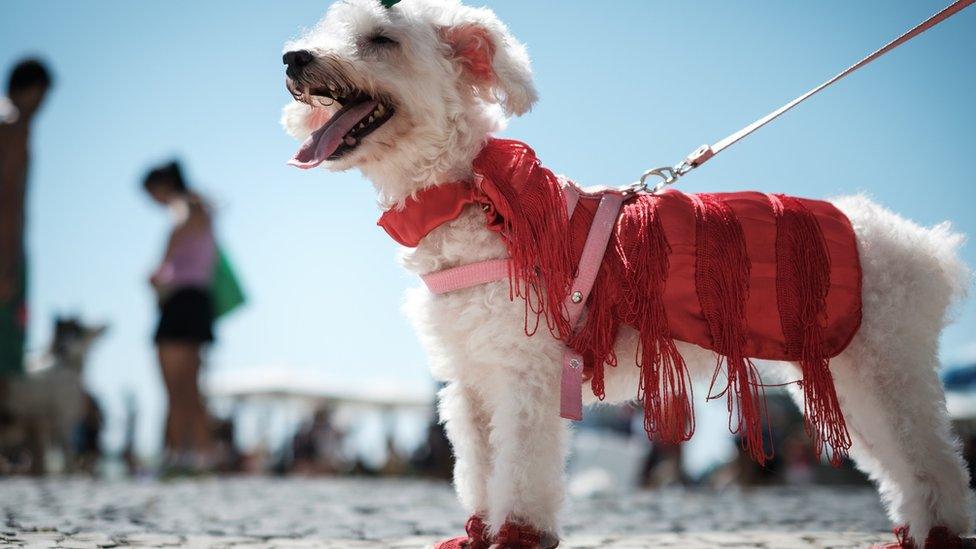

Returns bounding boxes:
[622,197,694,443]
[770,194,852,466]
[474,140,575,339]
[570,196,694,444]
[692,194,769,464]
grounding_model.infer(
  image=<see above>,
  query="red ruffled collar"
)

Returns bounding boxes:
[376,137,525,247]
[376,180,485,247]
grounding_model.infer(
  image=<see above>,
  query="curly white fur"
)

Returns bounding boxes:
[281,1,973,543]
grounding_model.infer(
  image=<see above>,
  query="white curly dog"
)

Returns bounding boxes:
[280,1,972,547]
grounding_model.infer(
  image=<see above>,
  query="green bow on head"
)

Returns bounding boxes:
[380,0,401,8]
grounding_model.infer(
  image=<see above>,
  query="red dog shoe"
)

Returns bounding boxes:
[870,525,973,548]
[434,515,491,549]
[494,521,559,549]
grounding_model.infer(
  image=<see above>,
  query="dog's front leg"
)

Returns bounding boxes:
[406,282,568,545]
[439,381,493,519]
[481,350,568,543]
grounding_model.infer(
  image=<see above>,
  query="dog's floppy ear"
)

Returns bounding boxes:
[439,7,538,117]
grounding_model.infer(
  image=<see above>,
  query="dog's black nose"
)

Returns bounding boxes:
[283,50,314,76]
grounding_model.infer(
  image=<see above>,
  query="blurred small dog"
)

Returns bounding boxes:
[281,2,972,547]
[1,317,106,474]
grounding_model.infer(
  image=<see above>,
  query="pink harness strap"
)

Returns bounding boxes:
[420,185,582,295]
[418,183,624,423]
[563,182,581,218]
[560,192,625,420]
[565,192,624,326]
[421,259,511,294]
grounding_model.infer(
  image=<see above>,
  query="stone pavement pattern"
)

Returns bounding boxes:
[0,477,932,548]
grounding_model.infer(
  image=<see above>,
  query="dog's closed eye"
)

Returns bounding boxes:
[362,33,398,57]
[368,34,397,46]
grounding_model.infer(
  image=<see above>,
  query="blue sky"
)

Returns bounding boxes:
[3,0,974,458]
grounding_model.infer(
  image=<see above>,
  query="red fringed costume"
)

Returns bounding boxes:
[379,138,862,465]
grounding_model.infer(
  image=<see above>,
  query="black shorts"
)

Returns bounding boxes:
[154,287,214,344]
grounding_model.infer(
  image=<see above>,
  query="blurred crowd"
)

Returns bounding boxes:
[0,58,243,477]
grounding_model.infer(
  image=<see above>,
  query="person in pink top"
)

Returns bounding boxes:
[144,161,216,471]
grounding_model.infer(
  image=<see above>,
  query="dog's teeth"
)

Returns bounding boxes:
[345,136,357,146]
[376,104,385,114]
[367,116,374,123]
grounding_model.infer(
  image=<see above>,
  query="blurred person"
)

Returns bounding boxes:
[411,416,453,480]
[119,390,141,476]
[380,435,407,476]
[291,408,343,474]
[143,161,217,472]
[783,433,816,485]
[964,434,976,489]
[0,58,52,408]
[211,417,242,473]
[638,439,686,488]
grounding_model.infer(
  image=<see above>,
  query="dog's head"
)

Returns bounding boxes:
[281,0,537,202]
[52,317,107,367]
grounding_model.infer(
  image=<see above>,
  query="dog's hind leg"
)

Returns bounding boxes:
[439,381,493,518]
[480,352,569,542]
[784,195,974,545]
[786,335,972,544]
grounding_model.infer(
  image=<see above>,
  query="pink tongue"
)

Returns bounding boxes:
[288,100,379,169]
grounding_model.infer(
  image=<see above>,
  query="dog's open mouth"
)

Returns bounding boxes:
[288,88,395,169]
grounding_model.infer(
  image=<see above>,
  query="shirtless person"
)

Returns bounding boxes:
[0,59,53,402]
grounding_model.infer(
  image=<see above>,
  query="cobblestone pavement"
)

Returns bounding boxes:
[0,477,944,548]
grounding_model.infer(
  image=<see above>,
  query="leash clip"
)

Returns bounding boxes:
[626,144,713,195]
[630,166,679,195]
